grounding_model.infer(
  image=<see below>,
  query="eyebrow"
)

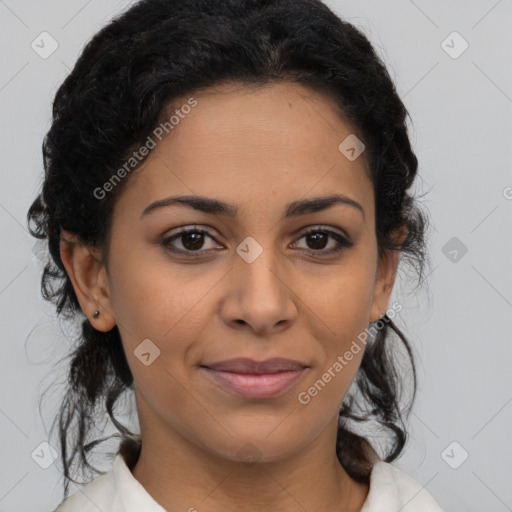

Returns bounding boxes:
[140,193,365,221]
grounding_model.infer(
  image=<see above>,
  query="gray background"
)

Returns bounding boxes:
[0,0,511,510]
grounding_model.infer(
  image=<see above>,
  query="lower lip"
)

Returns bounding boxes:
[201,368,307,399]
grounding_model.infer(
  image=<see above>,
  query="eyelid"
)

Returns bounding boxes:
[293,224,349,239]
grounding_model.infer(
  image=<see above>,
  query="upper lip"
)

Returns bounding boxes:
[202,357,308,374]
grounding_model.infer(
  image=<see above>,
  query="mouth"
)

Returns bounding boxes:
[200,357,309,399]
[200,367,307,399]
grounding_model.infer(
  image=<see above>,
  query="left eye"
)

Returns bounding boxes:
[162,226,353,257]
[292,228,354,255]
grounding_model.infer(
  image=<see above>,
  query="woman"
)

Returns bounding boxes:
[28,0,442,510]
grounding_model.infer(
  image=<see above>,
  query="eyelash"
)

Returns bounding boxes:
[161,225,354,258]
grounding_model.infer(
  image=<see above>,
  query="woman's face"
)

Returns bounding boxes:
[74,81,400,464]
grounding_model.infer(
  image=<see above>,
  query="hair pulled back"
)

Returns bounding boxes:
[27,0,429,497]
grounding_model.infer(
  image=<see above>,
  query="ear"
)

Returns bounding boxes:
[59,229,116,331]
[369,226,408,323]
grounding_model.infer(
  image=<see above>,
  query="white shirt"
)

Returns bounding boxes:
[55,451,444,511]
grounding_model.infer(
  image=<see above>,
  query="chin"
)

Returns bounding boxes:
[199,430,304,465]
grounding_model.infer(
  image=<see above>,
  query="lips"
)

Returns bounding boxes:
[202,357,307,374]
[200,357,309,399]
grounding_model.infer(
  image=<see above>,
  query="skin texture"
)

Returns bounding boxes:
[60,81,405,512]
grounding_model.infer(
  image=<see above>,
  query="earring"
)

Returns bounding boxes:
[93,310,100,319]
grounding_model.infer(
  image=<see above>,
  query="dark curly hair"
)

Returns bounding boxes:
[27,0,430,499]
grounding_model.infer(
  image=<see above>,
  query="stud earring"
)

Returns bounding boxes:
[93,310,100,319]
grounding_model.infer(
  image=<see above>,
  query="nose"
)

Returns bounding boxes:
[220,247,298,336]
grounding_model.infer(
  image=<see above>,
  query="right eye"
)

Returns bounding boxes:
[161,226,223,256]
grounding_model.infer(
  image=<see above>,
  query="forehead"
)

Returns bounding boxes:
[116,81,374,222]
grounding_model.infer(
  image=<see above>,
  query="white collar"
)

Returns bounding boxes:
[57,449,443,511]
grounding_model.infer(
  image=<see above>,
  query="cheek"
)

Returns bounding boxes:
[108,242,213,340]
[297,256,375,403]
[303,258,376,339]
[108,249,219,392]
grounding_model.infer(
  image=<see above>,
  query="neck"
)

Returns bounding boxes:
[129,415,369,512]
